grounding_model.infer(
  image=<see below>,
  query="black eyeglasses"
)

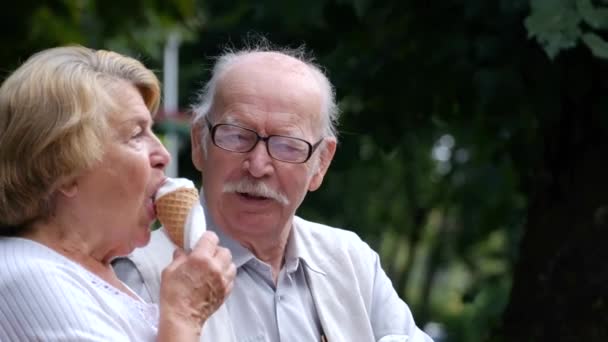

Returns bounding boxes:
[206,118,323,164]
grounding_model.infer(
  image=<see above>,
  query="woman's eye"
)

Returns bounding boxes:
[131,128,145,139]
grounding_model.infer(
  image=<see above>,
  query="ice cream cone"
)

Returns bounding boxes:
[155,187,199,247]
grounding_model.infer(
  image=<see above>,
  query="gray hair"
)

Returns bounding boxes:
[190,40,340,141]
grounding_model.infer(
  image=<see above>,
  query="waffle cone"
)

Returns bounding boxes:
[155,187,199,247]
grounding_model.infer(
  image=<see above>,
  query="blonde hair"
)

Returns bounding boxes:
[0,46,160,233]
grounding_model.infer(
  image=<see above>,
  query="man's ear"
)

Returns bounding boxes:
[308,137,337,191]
[191,121,205,172]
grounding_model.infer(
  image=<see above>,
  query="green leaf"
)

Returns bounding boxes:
[525,0,582,59]
[581,32,608,59]
[576,0,608,29]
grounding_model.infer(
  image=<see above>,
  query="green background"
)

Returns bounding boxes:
[3,1,608,341]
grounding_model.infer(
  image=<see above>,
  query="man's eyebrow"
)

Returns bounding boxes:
[222,115,240,125]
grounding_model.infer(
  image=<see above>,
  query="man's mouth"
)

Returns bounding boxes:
[223,180,289,206]
[238,192,271,201]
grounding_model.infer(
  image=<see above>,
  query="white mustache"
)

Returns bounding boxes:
[223,179,289,205]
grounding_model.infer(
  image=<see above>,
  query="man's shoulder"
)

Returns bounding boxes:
[293,216,374,259]
[294,215,361,238]
[292,217,381,297]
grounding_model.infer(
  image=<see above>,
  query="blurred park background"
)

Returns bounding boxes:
[3,1,608,341]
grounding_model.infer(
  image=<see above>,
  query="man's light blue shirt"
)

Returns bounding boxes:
[211,216,324,342]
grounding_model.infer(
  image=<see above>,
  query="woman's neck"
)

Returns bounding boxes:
[23,221,141,300]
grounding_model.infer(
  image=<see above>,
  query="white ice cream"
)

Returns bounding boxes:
[155,177,206,252]
[155,177,196,201]
[184,203,206,252]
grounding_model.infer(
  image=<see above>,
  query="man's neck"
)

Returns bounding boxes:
[239,224,293,284]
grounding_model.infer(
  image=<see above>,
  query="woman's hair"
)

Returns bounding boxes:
[0,46,160,234]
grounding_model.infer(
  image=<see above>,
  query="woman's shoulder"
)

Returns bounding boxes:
[0,237,69,275]
[0,237,113,306]
[0,237,129,301]
[0,238,86,297]
[0,237,155,340]
[0,238,90,320]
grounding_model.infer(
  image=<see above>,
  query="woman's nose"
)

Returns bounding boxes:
[151,134,171,169]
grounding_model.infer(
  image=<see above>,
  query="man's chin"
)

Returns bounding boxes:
[230,213,289,234]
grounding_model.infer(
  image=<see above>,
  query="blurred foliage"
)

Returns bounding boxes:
[0,0,201,70]
[526,0,608,59]
[3,0,608,341]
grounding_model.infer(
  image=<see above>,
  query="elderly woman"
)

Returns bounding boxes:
[0,46,235,341]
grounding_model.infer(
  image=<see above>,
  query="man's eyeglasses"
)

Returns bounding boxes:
[206,118,324,164]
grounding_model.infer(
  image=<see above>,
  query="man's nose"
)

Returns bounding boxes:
[243,140,273,178]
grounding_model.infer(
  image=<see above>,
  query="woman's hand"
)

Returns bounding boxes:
[158,231,235,339]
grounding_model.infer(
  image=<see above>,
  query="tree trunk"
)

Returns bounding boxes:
[499,49,608,341]
[418,208,448,322]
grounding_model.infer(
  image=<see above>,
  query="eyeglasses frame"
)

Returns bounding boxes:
[205,118,324,164]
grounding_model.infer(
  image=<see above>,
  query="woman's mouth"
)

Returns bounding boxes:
[145,197,156,220]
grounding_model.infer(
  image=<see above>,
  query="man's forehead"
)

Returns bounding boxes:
[235,51,307,70]
[215,54,321,105]
[219,52,314,87]
[211,52,324,132]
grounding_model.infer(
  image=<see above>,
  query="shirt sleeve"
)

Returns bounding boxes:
[369,251,434,342]
[0,260,132,342]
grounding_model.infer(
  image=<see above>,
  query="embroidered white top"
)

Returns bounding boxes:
[0,237,158,341]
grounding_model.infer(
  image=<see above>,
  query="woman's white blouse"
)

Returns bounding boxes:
[0,237,158,341]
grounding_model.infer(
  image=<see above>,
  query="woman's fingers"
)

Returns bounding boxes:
[215,246,232,268]
[224,261,236,296]
[191,231,219,256]
[161,247,186,274]
[172,247,185,260]
[160,230,235,326]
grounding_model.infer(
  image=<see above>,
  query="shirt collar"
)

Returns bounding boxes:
[200,189,325,275]
[290,217,326,275]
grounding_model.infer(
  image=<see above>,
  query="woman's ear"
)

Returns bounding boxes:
[57,177,78,198]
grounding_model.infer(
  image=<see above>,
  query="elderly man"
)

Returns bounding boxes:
[113,44,432,342]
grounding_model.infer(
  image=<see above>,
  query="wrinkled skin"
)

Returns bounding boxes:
[159,231,236,333]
